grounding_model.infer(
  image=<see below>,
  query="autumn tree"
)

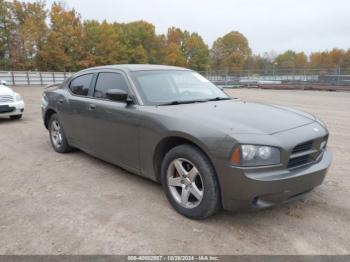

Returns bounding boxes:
[210,31,251,72]
[164,43,186,66]
[165,27,186,66]
[38,2,85,71]
[11,0,47,70]
[309,48,346,70]
[1,0,350,73]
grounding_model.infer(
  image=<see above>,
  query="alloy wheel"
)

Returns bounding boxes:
[51,120,63,149]
[166,158,204,209]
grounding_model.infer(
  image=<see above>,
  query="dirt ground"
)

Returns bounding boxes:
[0,86,349,255]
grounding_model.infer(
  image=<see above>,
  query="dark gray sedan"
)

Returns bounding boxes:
[41,65,331,219]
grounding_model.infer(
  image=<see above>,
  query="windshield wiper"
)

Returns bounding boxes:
[206,97,232,101]
[158,99,209,106]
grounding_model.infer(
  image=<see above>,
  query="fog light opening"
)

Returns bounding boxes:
[252,196,259,206]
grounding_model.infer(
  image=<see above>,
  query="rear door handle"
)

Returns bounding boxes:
[89,104,96,111]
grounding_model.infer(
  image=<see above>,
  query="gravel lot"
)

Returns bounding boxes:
[0,86,349,255]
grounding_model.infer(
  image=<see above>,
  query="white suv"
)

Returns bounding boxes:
[0,81,24,120]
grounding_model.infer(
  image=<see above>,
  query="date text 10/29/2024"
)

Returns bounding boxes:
[127,256,219,261]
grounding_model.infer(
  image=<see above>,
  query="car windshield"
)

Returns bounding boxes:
[130,70,229,106]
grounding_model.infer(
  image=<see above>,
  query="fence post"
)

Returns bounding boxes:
[52,72,55,83]
[26,72,30,85]
[247,70,250,88]
[39,72,43,86]
[225,70,228,86]
[11,71,15,86]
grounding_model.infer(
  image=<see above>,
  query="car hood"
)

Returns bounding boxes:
[0,85,15,96]
[156,100,316,135]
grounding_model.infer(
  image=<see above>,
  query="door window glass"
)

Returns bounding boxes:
[94,72,129,99]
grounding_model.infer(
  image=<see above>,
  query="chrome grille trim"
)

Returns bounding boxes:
[288,136,328,169]
[291,140,313,154]
[0,95,14,103]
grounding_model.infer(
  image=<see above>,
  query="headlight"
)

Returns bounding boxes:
[231,145,280,166]
[15,93,22,101]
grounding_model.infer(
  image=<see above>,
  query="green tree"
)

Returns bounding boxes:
[244,55,272,73]
[343,49,350,72]
[183,33,209,71]
[80,20,128,67]
[122,21,165,64]
[130,45,148,64]
[210,31,251,72]
[0,0,15,69]
[165,27,209,70]
[275,50,307,70]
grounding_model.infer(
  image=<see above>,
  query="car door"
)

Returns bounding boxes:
[85,71,141,173]
[57,73,95,149]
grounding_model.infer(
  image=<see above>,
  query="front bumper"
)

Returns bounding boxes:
[218,148,331,211]
[0,101,24,117]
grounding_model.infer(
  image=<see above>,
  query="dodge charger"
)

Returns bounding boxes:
[41,65,331,219]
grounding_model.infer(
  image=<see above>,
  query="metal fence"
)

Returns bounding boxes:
[1,69,350,90]
[198,68,350,88]
[0,71,73,86]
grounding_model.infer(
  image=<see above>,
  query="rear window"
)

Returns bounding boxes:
[69,74,93,96]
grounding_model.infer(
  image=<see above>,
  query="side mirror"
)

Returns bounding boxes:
[1,80,7,86]
[106,89,132,103]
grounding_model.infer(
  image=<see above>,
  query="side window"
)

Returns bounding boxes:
[69,74,93,96]
[94,72,129,99]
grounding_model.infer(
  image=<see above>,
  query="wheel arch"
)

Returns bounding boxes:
[153,133,218,183]
[44,108,57,129]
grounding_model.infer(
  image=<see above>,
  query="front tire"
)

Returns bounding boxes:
[48,114,72,153]
[161,144,220,219]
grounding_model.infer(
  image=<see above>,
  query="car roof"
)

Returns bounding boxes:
[79,64,191,74]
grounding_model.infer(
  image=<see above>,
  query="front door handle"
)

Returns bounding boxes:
[58,99,64,104]
[89,104,96,111]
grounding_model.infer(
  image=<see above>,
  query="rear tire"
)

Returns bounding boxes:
[161,144,220,219]
[48,114,72,153]
[10,114,22,120]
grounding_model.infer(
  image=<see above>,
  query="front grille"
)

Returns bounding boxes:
[292,140,313,154]
[0,105,15,113]
[0,95,14,103]
[288,136,328,169]
[288,155,311,168]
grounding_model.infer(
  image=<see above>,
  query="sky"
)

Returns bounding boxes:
[40,0,350,55]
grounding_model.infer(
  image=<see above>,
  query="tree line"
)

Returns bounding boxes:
[1,0,350,73]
